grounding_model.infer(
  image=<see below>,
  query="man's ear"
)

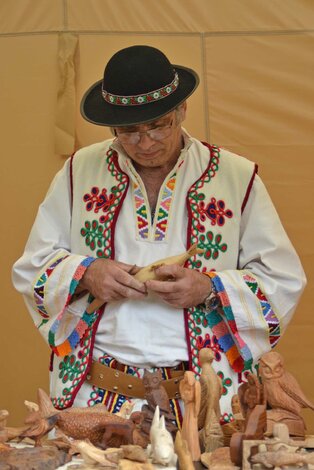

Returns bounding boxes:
[180,101,187,122]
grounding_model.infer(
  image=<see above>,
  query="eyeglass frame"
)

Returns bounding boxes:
[112,114,176,145]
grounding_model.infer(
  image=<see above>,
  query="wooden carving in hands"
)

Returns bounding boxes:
[88,243,203,312]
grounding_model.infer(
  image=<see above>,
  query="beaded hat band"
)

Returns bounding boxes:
[102,72,179,106]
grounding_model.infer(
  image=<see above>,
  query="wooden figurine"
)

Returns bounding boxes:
[70,438,122,466]
[149,406,177,467]
[174,431,194,470]
[179,371,201,462]
[88,243,204,311]
[259,350,314,438]
[201,446,239,470]
[21,412,59,446]
[237,372,265,420]
[230,403,267,466]
[139,370,177,439]
[250,447,314,469]
[198,347,224,453]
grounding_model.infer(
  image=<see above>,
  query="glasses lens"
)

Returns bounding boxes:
[117,132,139,144]
[116,120,173,144]
[148,124,172,141]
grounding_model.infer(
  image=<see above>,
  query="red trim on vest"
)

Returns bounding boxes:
[241,163,258,213]
[70,152,75,214]
[184,141,213,372]
[108,151,130,261]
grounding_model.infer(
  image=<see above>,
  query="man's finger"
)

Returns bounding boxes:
[146,279,178,293]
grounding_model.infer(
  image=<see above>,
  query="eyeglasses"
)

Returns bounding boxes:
[115,119,174,145]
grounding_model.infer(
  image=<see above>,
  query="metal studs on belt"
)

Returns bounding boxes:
[115,371,119,378]
[86,374,91,381]
[113,386,118,391]
[128,384,133,389]
[99,374,104,379]
[175,392,180,399]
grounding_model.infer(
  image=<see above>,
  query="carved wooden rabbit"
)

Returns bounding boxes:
[149,406,177,467]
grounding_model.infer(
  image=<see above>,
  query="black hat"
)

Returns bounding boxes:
[80,45,199,127]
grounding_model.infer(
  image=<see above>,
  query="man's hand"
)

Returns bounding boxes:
[79,258,147,303]
[145,264,212,308]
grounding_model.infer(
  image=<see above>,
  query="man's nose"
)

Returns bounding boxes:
[136,132,155,150]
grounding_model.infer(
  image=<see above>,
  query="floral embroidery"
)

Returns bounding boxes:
[217,371,233,395]
[80,220,105,251]
[83,186,117,213]
[198,231,228,260]
[59,354,82,384]
[82,149,129,259]
[187,145,220,243]
[243,273,280,348]
[51,328,92,409]
[199,197,233,226]
[196,334,223,361]
[185,145,220,376]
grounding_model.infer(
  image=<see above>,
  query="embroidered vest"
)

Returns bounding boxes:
[50,138,256,409]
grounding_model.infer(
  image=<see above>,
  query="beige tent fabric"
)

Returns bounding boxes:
[55,33,78,155]
[1,1,314,428]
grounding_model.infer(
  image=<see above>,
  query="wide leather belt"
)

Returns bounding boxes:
[86,361,185,399]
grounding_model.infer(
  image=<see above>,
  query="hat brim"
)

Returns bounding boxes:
[80,65,199,127]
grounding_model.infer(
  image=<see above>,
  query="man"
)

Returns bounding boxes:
[12,45,306,423]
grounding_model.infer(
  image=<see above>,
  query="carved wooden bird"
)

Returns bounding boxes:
[259,351,314,417]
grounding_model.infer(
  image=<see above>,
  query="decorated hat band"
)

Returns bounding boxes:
[102,72,179,106]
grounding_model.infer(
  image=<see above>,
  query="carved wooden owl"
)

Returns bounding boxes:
[259,351,314,416]
[143,370,172,414]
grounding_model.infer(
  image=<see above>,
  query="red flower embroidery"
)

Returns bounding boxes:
[83,187,117,213]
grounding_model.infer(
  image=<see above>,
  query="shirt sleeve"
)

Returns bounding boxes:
[206,174,306,370]
[12,158,97,357]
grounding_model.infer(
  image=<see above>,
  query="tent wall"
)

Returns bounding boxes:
[1,0,313,429]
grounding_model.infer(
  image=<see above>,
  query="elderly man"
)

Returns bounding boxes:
[12,45,306,423]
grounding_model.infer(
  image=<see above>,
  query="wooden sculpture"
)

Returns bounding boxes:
[21,412,59,446]
[250,447,314,469]
[0,446,69,470]
[179,371,201,462]
[134,242,204,282]
[237,372,265,420]
[259,350,314,438]
[174,431,194,470]
[88,243,204,311]
[230,403,267,466]
[139,370,177,439]
[201,446,238,470]
[70,439,122,466]
[229,373,267,467]
[149,406,176,467]
[198,347,224,453]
